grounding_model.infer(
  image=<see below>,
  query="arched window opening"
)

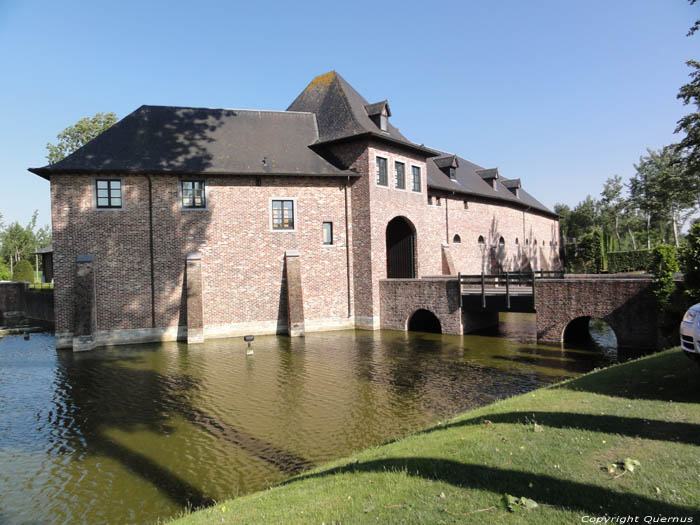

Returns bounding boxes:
[477,235,485,247]
[515,238,519,245]
[453,234,461,244]
[498,236,505,247]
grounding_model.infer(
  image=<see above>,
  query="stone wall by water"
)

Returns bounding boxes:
[0,281,54,325]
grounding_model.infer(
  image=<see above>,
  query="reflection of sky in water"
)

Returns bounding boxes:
[0,323,630,524]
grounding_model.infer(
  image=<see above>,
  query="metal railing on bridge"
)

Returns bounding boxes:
[458,271,564,310]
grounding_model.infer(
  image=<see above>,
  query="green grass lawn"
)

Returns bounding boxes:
[172,348,700,524]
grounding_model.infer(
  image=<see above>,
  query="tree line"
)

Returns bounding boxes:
[556,8,700,268]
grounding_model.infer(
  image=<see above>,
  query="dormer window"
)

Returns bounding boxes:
[476,168,500,192]
[503,179,522,199]
[435,155,459,180]
[365,100,391,132]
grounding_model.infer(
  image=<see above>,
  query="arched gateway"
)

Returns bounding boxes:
[386,217,416,278]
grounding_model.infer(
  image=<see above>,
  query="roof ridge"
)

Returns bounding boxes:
[138,104,315,115]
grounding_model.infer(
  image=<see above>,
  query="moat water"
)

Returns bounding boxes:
[0,314,638,524]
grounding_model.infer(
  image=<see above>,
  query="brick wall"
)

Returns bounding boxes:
[50,140,561,348]
[443,194,561,274]
[51,174,352,344]
[379,278,462,334]
[535,277,658,349]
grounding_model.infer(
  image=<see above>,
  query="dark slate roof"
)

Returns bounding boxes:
[427,153,556,217]
[502,178,521,189]
[286,71,438,156]
[30,106,353,179]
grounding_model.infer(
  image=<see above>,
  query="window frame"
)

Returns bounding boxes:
[94,178,123,210]
[179,179,207,210]
[394,161,406,190]
[411,165,422,193]
[269,197,297,232]
[322,221,333,245]
[375,156,388,186]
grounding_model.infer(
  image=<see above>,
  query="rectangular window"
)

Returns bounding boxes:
[412,166,422,192]
[435,196,441,206]
[376,156,388,186]
[272,199,295,230]
[463,200,469,210]
[96,179,122,208]
[394,161,405,189]
[181,180,206,208]
[322,222,333,245]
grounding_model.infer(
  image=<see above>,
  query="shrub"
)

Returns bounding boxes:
[12,260,35,282]
[649,244,679,313]
[607,249,652,273]
[681,220,700,302]
[567,230,604,273]
[0,260,11,281]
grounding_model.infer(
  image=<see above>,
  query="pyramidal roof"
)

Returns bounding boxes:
[287,71,437,155]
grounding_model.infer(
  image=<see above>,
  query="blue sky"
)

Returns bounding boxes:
[0,0,696,228]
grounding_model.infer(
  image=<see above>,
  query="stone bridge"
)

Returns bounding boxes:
[379,274,659,350]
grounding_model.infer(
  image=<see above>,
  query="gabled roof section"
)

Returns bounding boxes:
[286,71,438,156]
[29,105,353,179]
[502,178,521,189]
[427,153,555,217]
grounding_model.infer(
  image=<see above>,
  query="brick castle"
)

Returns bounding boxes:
[30,71,561,350]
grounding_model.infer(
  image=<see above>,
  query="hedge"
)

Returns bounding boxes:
[607,249,652,273]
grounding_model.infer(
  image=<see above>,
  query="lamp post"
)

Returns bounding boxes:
[244,335,254,355]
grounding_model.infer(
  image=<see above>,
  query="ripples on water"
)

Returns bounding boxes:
[0,315,636,524]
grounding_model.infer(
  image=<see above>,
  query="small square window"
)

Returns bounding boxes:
[322,222,333,245]
[395,161,405,190]
[376,157,388,186]
[412,166,421,192]
[96,179,122,208]
[272,199,295,230]
[181,180,206,208]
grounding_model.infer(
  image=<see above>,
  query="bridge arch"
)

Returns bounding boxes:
[562,316,619,349]
[386,216,416,278]
[407,308,442,334]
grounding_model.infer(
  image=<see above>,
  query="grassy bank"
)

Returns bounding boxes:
[173,349,700,523]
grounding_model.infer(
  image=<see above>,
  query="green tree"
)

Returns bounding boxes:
[599,175,625,248]
[675,60,700,187]
[567,196,599,240]
[553,203,571,238]
[12,260,35,282]
[629,146,693,248]
[46,112,117,165]
[0,211,49,274]
[681,220,700,301]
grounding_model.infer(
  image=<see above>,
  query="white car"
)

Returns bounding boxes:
[680,304,700,363]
